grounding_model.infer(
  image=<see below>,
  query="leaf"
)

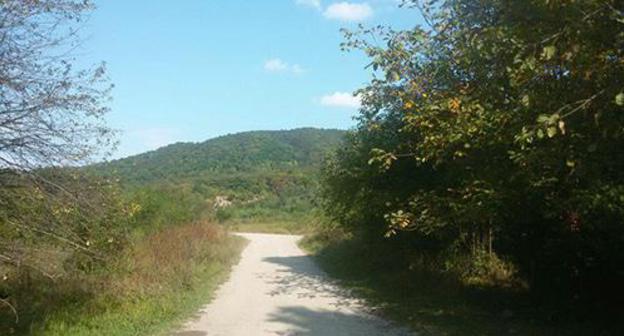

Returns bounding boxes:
[558,120,566,135]
[615,93,624,106]
[542,45,556,60]
[536,129,544,139]
[521,95,530,107]
[547,126,557,138]
[537,114,550,123]
[387,70,400,82]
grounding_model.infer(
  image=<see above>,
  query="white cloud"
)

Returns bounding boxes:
[264,58,289,72]
[320,92,362,108]
[323,2,373,21]
[295,0,322,10]
[264,58,305,75]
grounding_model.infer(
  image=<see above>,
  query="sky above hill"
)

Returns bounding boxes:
[82,1,423,158]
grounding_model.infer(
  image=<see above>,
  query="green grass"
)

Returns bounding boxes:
[300,233,608,336]
[2,223,247,336]
[222,219,313,234]
[41,262,231,336]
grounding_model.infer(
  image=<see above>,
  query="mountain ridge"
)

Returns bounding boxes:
[94,127,346,186]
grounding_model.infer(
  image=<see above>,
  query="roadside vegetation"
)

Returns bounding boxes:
[303,230,582,335]
[307,0,624,335]
[1,178,245,335]
[4,218,244,336]
[0,2,244,335]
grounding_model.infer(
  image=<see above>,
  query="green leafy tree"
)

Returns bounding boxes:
[323,0,624,306]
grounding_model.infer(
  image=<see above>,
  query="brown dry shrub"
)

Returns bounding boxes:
[113,221,227,297]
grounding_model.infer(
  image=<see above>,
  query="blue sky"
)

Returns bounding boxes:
[82,1,422,158]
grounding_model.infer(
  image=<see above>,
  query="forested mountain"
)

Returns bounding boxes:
[96,128,345,184]
[91,128,346,225]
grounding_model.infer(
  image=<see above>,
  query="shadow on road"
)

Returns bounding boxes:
[267,306,408,336]
[261,256,413,335]
[261,255,361,307]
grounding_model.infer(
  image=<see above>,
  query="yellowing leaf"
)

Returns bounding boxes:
[542,45,556,60]
[448,98,461,112]
[547,126,557,138]
[521,95,530,107]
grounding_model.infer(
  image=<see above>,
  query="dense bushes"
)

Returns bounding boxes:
[0,170,131,278]
[1,220,243,336]
[126,183,208,234]
[322,0,624,314]
[0,170,242,334]
[193,168,324,223]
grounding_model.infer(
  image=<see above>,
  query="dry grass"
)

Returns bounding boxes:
[116,222,226,296]
[1,221,245,336]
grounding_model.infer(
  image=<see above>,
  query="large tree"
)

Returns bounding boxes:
[323,0,624,305]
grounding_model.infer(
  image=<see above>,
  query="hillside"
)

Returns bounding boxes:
[92,128,346,226]
[97,128,345,184]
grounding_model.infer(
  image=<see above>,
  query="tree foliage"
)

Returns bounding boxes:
[0,0,116,315]
[323,0,624,307]
[96,128,344,184]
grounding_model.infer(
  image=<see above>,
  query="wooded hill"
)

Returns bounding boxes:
[96,128,344,182]
[91,128,346,224]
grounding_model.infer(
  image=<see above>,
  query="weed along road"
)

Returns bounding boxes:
[175,233,414,336]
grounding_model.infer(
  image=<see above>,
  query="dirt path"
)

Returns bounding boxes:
[175,233,414,336]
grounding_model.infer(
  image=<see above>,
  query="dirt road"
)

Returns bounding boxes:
[175,233,414,336]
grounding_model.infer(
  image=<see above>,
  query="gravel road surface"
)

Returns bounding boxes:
[175,233,414,336]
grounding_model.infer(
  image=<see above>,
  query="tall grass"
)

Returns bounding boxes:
[1,221,245,336]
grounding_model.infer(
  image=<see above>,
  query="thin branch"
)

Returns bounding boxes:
[0,298,18,323]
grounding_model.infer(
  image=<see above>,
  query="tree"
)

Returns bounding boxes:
[0,0,118,316]
[0,0,114,170]
[323,0,624,306]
